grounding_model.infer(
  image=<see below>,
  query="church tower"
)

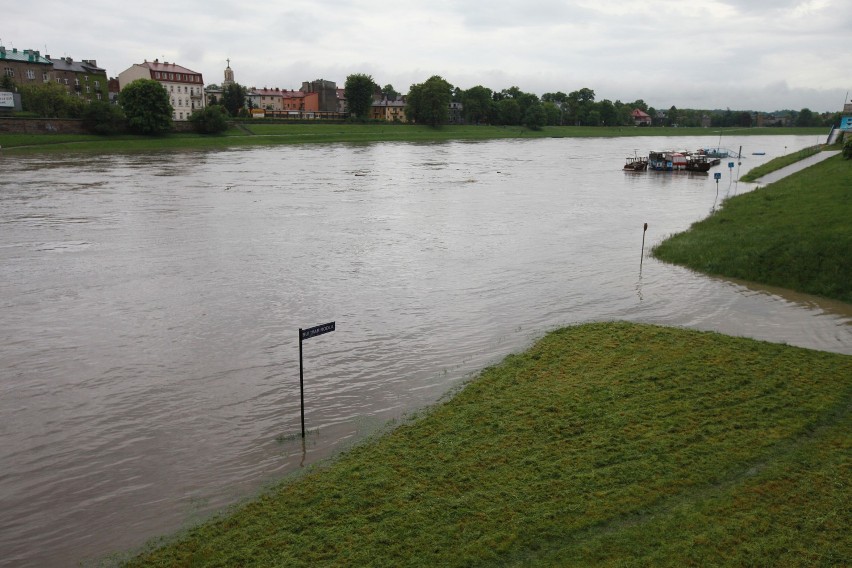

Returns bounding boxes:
[223,59,234,87]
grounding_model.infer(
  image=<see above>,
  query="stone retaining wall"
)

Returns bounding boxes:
[0,117,197,134]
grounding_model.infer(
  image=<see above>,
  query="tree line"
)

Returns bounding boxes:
[1,71,841,135]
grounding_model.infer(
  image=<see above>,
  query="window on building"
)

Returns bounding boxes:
[3,68,13,77]
[85,75,89,82]
[86,85,91,93]
[179,112,183,120]
[64,78,69,85]
[26,69,35,79]
[43,72,49,82]
[96,93,102,100]
[170,85,173,92]
[75,78,80,86]
[94,80,100,88]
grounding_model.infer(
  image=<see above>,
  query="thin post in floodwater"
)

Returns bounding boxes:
[640,222,648,268]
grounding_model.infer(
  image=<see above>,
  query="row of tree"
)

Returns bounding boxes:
[340,72,842,129]
[2,71,842,134]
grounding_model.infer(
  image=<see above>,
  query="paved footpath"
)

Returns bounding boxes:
[754,150,841,185]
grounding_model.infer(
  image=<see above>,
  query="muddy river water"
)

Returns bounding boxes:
[1,135,849,566]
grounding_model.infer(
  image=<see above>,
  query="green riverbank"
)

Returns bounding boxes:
[0,124,827,154]
[654,154,852,303]
[122,322,851,567]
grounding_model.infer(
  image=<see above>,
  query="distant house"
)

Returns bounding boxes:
[118,59,205,121]
[371,97,407,122]
[631,109,652,126]
[49,56,108,103]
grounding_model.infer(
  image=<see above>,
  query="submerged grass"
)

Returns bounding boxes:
[0,125,826,154]
[124,322,851,567]
[653,155,852,302]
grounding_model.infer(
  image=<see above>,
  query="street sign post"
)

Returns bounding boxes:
[298,321,335,438]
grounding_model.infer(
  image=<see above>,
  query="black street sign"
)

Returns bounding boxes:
[300,322,335,340]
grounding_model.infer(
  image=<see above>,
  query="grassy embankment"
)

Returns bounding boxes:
[121,322,850,567]
[739,145,823,182]
[0,124,826,154]
[654,155,851,302]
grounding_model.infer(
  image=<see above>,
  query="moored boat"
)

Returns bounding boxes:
[623,156,648,171]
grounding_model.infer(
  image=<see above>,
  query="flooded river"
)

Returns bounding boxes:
[1,135,848,566]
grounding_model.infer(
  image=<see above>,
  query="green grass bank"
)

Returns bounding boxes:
[123,322,851,567]
[0,124,826,154]
[653,155,852,303]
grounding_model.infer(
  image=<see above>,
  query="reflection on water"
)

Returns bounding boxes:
[0,135,848,567]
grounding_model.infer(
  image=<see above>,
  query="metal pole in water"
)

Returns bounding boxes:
[640,222,648,267]
[299,329,305,438]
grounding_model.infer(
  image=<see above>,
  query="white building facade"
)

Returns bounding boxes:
[118,59,205,121]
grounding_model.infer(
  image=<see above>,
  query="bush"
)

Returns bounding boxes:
[188,105,229,134]
[81,101,126,135]
[843,136,852,160]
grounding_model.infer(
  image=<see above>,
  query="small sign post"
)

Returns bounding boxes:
[298,321,335,438]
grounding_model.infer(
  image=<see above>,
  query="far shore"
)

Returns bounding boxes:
[0,123,829,154]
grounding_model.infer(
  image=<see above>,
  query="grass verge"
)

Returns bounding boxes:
[122,322,851,567]
[739,145,823,182]
[0,125,827,154]
[654,155,852,302]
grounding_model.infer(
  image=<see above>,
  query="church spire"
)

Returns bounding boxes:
[223,59,234,87]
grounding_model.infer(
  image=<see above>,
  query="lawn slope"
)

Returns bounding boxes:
[654,155,851,302]
[124,322,851,567]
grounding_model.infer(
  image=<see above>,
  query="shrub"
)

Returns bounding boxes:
[188,105,229,134]
[843,136,852,160]
[81,101,126,135]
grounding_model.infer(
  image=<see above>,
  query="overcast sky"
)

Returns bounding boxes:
[4,0,850,112]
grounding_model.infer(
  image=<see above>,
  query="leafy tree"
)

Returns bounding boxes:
[462,85,493,125]
[843,137,852,159]
[345,73,376,120]
[542,102,562,125]
[221,83,247,116]
[668,105,680,126]
[495,98,521,125]
[566,88,595,125]
[189,105,229,134]
[118,79,173,135]
[1,74,15,91]
[795,108,819,127]
[381,84,399,101]
[406,75,453,127]
[18,82,85,118]
[523,103,547,130]
[81,100,126,134]
[597,99,617,126]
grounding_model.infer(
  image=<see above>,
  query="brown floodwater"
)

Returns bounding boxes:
[0,135,848,566]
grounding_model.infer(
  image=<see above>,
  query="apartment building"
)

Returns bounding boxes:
[118,59,205,120]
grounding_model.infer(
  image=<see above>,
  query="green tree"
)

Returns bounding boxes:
[523,103,547,130]
[18,82,85,118]
[118,79,173,135]
[345,73,376,120]
[843,137,852,159]
[381,84,399,101]
[495,98,521,125]
[189,105,229,134]
[406,75,453,127]
[542,102,562,126]
[81,100,126,134]
[221,83,247,116]
[462,85,493,124]
[597,99,617,126]
[795,108,819,127]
